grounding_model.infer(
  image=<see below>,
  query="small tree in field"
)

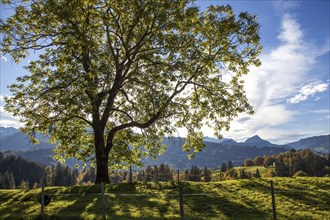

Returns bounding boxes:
[221,163,227,172]
[189,165,202,182]
[227,161,234,170]
[18,180,30,190]
[203,166,211,182]
[239,169,249,179]
[254,168,261,178]
[1,0,261,183]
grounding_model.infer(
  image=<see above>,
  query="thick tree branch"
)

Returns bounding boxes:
[105,75,195,151]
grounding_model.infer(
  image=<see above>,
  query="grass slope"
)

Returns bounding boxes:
[0,177,329,220]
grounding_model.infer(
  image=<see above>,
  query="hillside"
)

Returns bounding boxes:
[286,135,330,154]
[0,178,329,219]
[143,137,288,168]
[0,153,45,189]
[14,149,85,168]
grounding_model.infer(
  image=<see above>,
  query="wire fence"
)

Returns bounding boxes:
[37,179,306,220]
[12,166,325,219]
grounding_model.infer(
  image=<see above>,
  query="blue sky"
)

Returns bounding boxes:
[0,1,329,144]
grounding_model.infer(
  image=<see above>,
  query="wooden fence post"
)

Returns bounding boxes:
[129,165,133,184]
[40,171,46,220]
[179,184,184,220]
[270,180,277,220]
[41,180,45,219]
[101,182,106,220]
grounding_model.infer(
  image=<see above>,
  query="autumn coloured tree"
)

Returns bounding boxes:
[225,168,238,180]
[253,156,264,166]
[1,0,261,183]
[243,158,254,167]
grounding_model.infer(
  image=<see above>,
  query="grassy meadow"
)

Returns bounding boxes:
[0,177,329,220]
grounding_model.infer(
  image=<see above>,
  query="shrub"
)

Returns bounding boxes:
[225,169,238,179]
[294,171,308,177]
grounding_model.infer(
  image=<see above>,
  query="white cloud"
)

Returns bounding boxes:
[0,106,22,128]
[273,1,299,12]
[278,14,303,44]
[243,13,317,107]
[311,109,330,114]
[219,12,330,143]
[287,81,329,104]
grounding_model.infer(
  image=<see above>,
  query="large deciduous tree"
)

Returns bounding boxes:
[1,0,261,183]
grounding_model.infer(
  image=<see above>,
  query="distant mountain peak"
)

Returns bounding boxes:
[203,137,237,144]
[0,126,54,151]
[245,135,265,143]
[221,138,237,144]
[0,127,19,137]
[203,136,222,143]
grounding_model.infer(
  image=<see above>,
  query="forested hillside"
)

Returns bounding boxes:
[0,153,44,189]
[0,153,89,189]
[242,149,330,177]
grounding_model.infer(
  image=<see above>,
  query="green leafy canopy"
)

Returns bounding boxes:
[1,0,261,169]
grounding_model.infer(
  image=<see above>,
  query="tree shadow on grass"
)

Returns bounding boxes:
[104,194,176,219]
[41,191,177,219]
[48,181,273,220]
[271,187,330,220]
[182,193,271,220]
[243,178,330,220]
[0,189,53,219]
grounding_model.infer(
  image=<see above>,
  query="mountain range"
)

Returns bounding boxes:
[0,127,329,169]
[0,127,55,151]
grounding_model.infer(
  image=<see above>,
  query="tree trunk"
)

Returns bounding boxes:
[95,150,110,183]
[94,131,110,183]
